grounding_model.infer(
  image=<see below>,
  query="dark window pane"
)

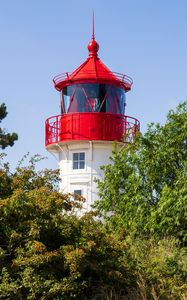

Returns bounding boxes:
[79,161,85,169]
[79,152,85,160]
[63,95,70,113]
[62,85,75,113]
[75,87,87,112]
[73,161,78,169]
[116,87,125,115]
[84,84,99,98]
[74,190,82,196]
[73,153,78,161]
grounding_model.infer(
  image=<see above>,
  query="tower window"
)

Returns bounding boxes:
[74,190,82,196]
[73,152,85,169]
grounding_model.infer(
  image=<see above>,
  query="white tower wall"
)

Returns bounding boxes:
[57,141,116,212]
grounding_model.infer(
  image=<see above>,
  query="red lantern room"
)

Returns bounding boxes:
[45,29,140,150]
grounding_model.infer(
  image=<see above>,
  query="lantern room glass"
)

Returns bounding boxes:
[61,83,126,115]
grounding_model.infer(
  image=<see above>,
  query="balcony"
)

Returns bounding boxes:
[53,71,133,92]
[45,113,140,149]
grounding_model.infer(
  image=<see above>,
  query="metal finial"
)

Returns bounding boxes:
[88,11,99,57]
[92,11,95,40]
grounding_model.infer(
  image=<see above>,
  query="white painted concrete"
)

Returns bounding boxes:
[51,141,116,211]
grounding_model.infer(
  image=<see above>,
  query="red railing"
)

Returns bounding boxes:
[45,113,140,147]
[53,71,133,90]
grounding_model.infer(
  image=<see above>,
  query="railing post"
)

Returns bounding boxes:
[45,120,48,146]
[56,115,58,143]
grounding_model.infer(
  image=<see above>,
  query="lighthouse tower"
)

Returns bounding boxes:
[45,24,140,212]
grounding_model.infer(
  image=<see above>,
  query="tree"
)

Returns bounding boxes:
[94,101,187,299]
[0,103,18,149]
[96,101,187,242]
[0,156,136,299]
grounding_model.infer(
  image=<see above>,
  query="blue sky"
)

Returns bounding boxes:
[1,0,187,170]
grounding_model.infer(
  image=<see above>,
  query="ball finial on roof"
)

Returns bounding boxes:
[88,38,99,57]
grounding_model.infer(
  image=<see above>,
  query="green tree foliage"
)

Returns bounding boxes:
[96,101,187,243]
[94,101,187,299]
[0,156,136,299]
[125,236,187,299]
[0,103,18,149]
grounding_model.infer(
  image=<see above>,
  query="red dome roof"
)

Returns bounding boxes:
[53,37,133,92]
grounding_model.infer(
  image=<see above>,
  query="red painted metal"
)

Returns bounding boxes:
[46,26,140,150]
[53,34,132,92]
[45,113,140,147]
[54,71,133,92]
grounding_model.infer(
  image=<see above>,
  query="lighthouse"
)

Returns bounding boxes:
[45,23,140,212]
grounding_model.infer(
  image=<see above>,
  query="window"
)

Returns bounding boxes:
[74,190,82,196]
[62,86,74,113]
[61,83,126,114]
[73,152,85,169]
